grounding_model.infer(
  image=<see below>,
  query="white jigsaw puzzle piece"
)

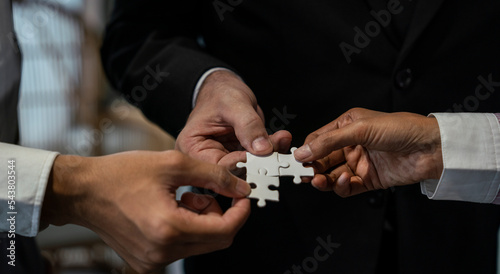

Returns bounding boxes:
[246,169,280,207]
[278,147,315,184]
[237,152,289,177]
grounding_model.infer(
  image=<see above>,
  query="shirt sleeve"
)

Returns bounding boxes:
[192,67,242,108]
[420,113,500,204]
[0,143,59,237]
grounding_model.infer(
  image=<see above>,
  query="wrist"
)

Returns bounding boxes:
[421,116,443,180]
[195,70,256,109]
[41,154,92,228]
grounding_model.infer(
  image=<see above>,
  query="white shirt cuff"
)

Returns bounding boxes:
[420,113,500,203]
[0,143,59,236]
[192,67,240,108]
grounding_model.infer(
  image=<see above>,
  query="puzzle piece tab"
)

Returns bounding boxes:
[236,152,289,177]
[237,147,315,207]
[278,147,315,184]
[246,170,280,207]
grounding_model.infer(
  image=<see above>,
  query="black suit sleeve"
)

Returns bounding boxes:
[101,0,233,136]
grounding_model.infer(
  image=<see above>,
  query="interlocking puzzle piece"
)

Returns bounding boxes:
[236,152,289,177]
[278,147,315,184]
[246,169,280,207]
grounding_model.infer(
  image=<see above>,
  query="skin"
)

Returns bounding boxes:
[175,70,293,168]
[294,108,444,197]
[39,70,292,273]
[41,150,252,273]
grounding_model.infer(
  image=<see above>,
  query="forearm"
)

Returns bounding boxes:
[101,0,235,136]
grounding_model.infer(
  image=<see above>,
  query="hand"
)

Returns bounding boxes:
[294,108,443,197]
[41,150,252,273]
[176,70,292,168]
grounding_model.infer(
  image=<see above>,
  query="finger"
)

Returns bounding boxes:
[224,104,273,155]
[294,122,366,162]
[197,195,224,216]
[297,108,386,162]
[332,173,371,197]
[303,119,342,146]
[175,156,251,197]
[301,108,363,145]
[222,198,251,232]
[181,198,251,239]
[310,174,335,191]
[311,149,346,173]
[222,130,292,173]
[217,150,247,170]
[269,130,293,153]
[180,192,217,213]
[310,163,351,191]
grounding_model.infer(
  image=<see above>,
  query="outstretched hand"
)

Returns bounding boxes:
[294,108,443,197]
[42,150,252,273]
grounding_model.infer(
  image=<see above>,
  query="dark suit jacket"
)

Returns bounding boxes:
[101,0,500,273]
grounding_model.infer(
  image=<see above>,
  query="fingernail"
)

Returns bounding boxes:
[338,173,349,185]
[252,137,272,153]
[294,144,312,160]
[236,181,251,196]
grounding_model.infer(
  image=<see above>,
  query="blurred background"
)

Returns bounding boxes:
[12,0,181,273]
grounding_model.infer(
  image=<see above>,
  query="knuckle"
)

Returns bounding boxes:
[350,107,364,113]
[213,166,231,188]
[204,166,232,194]
[237,113,263,129]
[147,218,180,245]
[164,150,189,170]
[306,132,319,142]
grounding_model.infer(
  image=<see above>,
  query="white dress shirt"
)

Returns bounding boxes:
[421,113,500,204]
[0,143,58,236]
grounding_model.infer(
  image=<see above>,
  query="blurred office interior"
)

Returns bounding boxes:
[12,0,180,273]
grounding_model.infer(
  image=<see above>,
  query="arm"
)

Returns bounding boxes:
[294,108,500,204]
[101,0,234,136]
[101,0,292,165]
[1,143,252,273]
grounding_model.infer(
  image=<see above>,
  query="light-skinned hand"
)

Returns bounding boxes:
[175,70,292,169]
[41,150,252,273]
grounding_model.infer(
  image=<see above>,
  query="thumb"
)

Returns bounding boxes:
[176,157,252,198]
[225,104,273,155]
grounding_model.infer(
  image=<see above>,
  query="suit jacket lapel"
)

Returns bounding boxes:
[397,0,447,66]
